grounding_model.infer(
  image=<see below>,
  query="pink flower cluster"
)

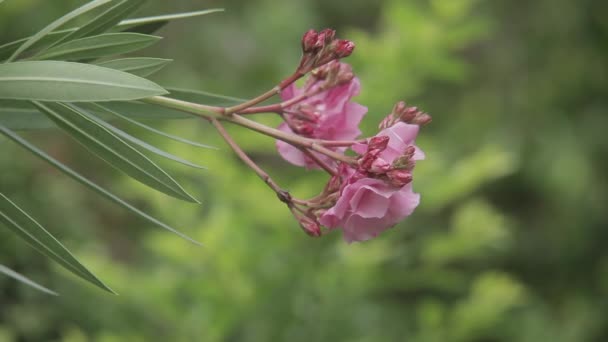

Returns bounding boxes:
[271,28,430,243]
[319,123,424,242]
[277,62,367,168]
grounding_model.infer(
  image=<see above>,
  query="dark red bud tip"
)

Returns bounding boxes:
[302,29,319,53]
[334,40,355,58]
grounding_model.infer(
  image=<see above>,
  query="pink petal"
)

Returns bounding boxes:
[349,185,390,218]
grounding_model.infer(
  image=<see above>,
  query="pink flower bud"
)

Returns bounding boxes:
[368,136,390,152]
[318,28,336,45]
[299,216,322,237]
[302,29,319,53]
[387,169,413,187]
[334,40,355,58]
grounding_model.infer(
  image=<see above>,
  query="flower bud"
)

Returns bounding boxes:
[318,28,336,45]
[302,29,319,53]
[299,216,322,237]
[368,136,390,152]
[411,113,432,126]
[386,169,413,187]
[334,40,355,58]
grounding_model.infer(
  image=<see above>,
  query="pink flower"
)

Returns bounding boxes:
[276,63,367,169]
[319,122,424,243]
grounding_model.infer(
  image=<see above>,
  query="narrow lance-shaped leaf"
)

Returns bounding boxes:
[115,8,225,31]
[0,61,167,102]
[5,0,113,62]
[94,102,214,148]
[0,8,224,60]
[50,0,146,47]
[95,57,172,77]
[0,125,201,245]
[0,264,58,296]
[76,104,207,169]
[32,101,199,203]
[0,29,73,62]
[34,33,161,61]
[0,100,54,130]
[0,193,114,293]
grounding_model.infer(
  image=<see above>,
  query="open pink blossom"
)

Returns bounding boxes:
[319,122,424,242]
[276,63,367,169]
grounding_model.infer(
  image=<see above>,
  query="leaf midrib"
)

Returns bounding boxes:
[37,34,159,60]
[0,76,159,92]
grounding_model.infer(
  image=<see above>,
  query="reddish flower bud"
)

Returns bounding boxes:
[358,150,380,171]
[334,40,355,58]
[319,28,336,45]
[387,169,413,187]
[299,216,322,237]
[302,29,319,53]
[368,136,390,152]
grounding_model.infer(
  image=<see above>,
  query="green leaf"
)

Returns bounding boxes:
[0,8,223,60]
[51,0,146,47]
[121,21,167,35]
[0,29,73,62]
[95,57,172,77]
[0,100,54,130]
[5,0,113,62]
[34,33,161,61]
[94,103,214,148]
[0,264,58,296]
[0,192,114,293]
[32,101,199,203]
[116,8,225,31]
[77,104,207,169]
[0,125,201,245]
[0,61,167,102]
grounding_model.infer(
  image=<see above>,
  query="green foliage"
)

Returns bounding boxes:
[0,0,222,294]
[0,61,167,101]
[0,193,112,292]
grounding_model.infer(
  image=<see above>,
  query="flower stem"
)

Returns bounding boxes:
[223,71,304,115]
[298,147,337,176]
[143,95,358,165]
[210,118,291,205]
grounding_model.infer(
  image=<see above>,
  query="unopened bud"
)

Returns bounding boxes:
[368,136,390,152]
[387,169,413,187]
[358,151,379,171]
[299,216,322,237]
[334,39,355,58]
[411,113,432,126]
[318,28,336,45]
[393,101,407,115]
[302,29,319,53]
[392,156,415,171]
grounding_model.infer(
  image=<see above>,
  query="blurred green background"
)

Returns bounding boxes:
[1,0,608,341]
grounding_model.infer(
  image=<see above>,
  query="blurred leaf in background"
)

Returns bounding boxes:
[1,0,607,341]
